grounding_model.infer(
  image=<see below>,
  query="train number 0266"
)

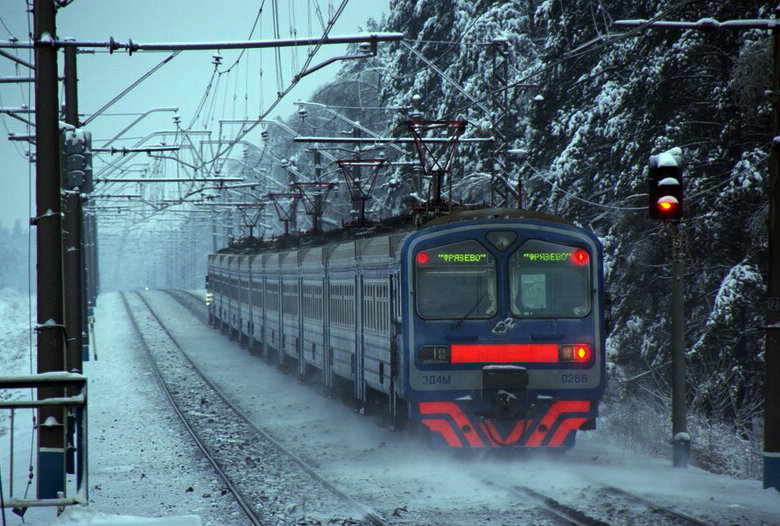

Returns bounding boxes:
[561,373,588,384]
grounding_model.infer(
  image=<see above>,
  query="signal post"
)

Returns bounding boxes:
[648,148,689,468]
[617,9,780,490]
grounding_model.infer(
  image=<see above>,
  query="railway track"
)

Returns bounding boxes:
[120,292,261,526]
[511,483,709,526]
[477,470,711,526]
[594,483,711,526]
[120,290,389,526]
[157,290,716,526]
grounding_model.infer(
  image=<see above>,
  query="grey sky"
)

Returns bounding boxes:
[0,0,390,229]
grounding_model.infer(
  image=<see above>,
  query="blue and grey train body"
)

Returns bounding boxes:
[206,208,606,449]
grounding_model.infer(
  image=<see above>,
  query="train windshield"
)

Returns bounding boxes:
[415,240,497,319]
[509,239,591,318]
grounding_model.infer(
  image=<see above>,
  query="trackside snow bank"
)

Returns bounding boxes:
[1,292,246,525]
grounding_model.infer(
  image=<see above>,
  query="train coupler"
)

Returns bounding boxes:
[476,365,529,420]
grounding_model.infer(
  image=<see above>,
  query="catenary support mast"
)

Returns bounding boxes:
[34,0,66,499]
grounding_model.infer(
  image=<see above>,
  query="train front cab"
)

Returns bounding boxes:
[401,218,606,449]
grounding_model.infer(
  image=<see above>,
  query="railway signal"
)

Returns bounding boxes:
[61,129,93,192]
[648,148,683,221]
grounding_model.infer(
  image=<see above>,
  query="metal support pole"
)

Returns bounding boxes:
[491,38,513,208]
[63,42,85,366]
[64,192,83,368]
[670,224,689,468]
[63,43,78,126]
[211,217,217,252]
[314,150,322,232]
[92,214,100,301]
[764,6,780,490]
[34,0,66,499]
[81,200,90,358]
[351,127,363,223]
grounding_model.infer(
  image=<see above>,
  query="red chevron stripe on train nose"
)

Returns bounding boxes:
[419,400,592,447]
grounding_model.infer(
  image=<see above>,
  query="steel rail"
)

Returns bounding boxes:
[507,485,610,526]
[119,292,264,526]
[600,484,711,526]
[144,290,390,526]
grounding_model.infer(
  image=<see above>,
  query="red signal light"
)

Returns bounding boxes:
[416,252,429,265]
[657,195,679,214]
[572,249,589,266]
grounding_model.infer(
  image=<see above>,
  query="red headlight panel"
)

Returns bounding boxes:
[450,344,559,363]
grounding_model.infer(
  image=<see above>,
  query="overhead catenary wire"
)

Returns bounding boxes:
[83,51,181,126]
[0,14,15,38]
[217,0,267,75]
[272,0,285,94]
[198,0,350,172]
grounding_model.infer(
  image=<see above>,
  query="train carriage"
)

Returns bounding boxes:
[249,254,263,353]
[206,254,217,324]
[358,235,401,401]
[299,246,327,379]
[213,254,229,332]
[263,252,282,361]
[227,255,241,339]
[208,208,606,449]
[327,241,360,393]
[238,255,252,345]
[280,250,301,367]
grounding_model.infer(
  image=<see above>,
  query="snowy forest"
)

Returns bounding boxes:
[236,0,771,476]
[0,220,31,291]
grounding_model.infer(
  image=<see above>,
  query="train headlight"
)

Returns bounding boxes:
[419,345,451,364]
[560,344,592,363]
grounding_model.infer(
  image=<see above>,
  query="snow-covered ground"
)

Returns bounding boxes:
[1,289,779,525]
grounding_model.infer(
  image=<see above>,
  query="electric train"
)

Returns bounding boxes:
[207,207,607,448]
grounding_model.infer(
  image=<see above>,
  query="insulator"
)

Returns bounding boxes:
[261,131,269,141]
[298,107,307,119]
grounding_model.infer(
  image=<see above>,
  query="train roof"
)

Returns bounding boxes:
[215,207,573,256]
